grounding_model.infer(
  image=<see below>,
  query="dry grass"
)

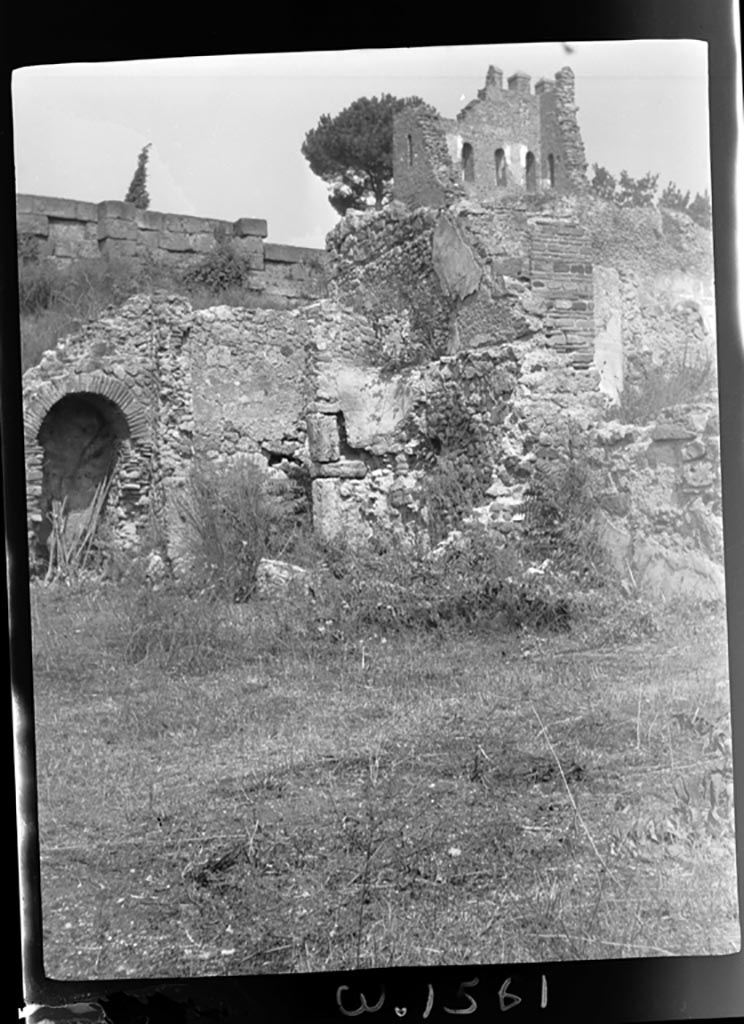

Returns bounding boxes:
[29,581,739,979]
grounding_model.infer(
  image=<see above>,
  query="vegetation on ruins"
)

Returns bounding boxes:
[176,457,301,603]
[590,163,712,228]
[21,60,732,983]
[180,238,257,293]
[31,490,734,976]
[16,249,289,372]
[124,143,152,209]
[301,95,422,214]
[619,347,717,425]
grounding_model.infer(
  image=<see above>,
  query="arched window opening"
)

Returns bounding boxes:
[462,142,475,184]
[407,134,414,166]
[525,151,536,192]
[548,153,555,188]
[495,148,507,187]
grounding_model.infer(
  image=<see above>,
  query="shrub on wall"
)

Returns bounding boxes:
[620,348,717,425]
[179,241,255,294]
[522,445,606,584]
[409,357,515,543]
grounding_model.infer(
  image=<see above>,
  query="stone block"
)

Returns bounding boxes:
[16,194,36,215]
[187,233,218,255]
[234,217,268,238]
[17,212,49,237]
[135,209,164,230]
[681,461,715,489]
[306,413,340,462]
[264,242,324,264]
[24,195,81,220]
[98,200,136,221]
[231,234,263,254]
[432,216,481,300]
[181,215,212,234]
[160,232,192,252]
[312,478,343,540]
[163,213,185,232]
[138,229,161,250]
[98,218,138,241]
[99,238,138,258]
[651,424,695,442]
[681,440,707,461]
[312,460,368,479]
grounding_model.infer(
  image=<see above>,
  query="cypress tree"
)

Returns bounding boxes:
[124,143,152,209]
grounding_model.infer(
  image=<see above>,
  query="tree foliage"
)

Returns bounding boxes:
[616,169,659,208]
[688,190,713,229]
[589,163,617,201]
[659,180,712,229]
[660,180,691,212]
[302,94,422,215]
[124,143,152,210]
[592,165,712,228]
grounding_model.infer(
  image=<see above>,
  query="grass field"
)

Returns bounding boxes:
[29,579,738,979]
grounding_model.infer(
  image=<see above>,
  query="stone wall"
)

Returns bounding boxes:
[23,295,191,563]
[592,405,724,601]
[392,104,464,210]
[20,185,722,600]
[16,194,329,307]
[528,212,594,368]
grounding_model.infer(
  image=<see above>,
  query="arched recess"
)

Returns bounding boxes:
[495,148,507,187]
[24,373,153,570]
[525,151,537,191]
[462,142,475,184]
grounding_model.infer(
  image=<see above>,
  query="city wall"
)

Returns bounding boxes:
[16,194,329,306]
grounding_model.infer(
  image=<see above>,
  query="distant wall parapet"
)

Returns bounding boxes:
[16,194,329,306]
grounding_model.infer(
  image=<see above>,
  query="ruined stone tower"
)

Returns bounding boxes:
[392,66,588,208]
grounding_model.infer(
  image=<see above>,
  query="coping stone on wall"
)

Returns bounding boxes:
[234,217,268,238]
[17,213,49,237]
[265,243,326,264]
[23,196,95,220]
[98,200,137,221]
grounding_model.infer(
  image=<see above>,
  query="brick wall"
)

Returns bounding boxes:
[16,194,329,307]
[528,214,594,368]
[393,67,589,211]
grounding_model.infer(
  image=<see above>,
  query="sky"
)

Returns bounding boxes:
[11,40,712,249]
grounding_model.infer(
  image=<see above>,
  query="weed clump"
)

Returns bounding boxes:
[620,349,716,424]
[176,456,304,603]
[118,581,237,676]
[179,241,257,293]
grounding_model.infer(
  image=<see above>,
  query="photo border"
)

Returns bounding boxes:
[3,3,743,1021]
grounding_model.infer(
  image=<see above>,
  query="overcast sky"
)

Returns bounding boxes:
[11,40,711,249]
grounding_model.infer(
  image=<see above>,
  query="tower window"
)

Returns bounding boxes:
[495,148,507,187]
[407,134,414,166]
[462,142,475,183]
[548,153,555,188]
[525,151,536,192]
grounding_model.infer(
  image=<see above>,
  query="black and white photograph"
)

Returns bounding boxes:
[6,23,743,1016]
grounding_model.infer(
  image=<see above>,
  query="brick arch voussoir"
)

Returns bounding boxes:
[23,371,152,448]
